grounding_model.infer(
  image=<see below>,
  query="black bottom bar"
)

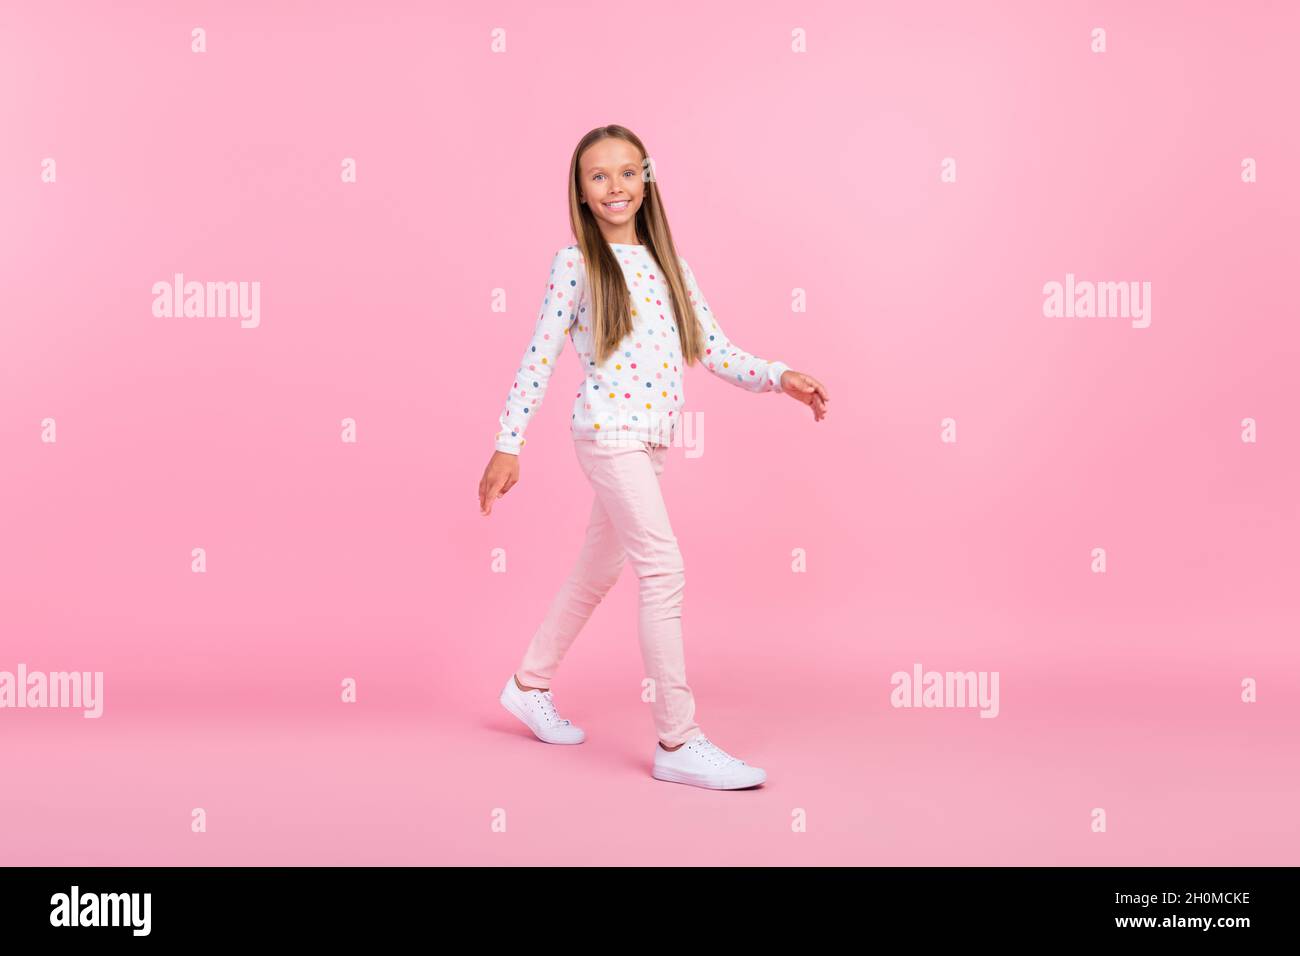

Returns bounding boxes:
[0,865,1292,942]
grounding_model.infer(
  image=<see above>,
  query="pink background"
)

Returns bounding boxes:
[2,0,1297,865]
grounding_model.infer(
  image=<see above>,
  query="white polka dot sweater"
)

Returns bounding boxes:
[494,243,790,454]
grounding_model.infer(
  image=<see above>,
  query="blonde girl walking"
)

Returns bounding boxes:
[478,125,828,790]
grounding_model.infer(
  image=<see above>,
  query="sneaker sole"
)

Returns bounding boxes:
[499,689,585,745]
[651,765,767,790]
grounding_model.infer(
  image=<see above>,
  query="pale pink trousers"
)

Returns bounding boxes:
[515,437,703,747]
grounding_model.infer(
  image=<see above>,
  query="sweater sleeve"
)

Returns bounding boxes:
[680,255,790,393]
[494,248,584,455]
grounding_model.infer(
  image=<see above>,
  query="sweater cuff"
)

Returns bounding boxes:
[768,361,791,393]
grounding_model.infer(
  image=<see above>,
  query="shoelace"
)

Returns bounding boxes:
[690,736,742,768]
[531,690,571,727]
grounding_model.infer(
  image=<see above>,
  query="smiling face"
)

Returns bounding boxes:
[578,137,646,242]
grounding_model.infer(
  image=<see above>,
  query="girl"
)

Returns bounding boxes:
[478,125,829,790]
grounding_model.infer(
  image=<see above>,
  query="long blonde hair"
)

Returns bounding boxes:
[566,125,707,368]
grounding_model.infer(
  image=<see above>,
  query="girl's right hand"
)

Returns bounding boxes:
[479,451,521,516]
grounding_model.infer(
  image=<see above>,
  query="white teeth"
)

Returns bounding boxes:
[605,201,628,209]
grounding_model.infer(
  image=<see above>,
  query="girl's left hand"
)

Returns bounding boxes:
[779,370,829,421]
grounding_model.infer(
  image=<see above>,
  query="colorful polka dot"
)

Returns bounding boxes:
[493,246,786,453]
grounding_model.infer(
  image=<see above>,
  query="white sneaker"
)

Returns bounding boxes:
[499,675,586,744]
[651,734,767,789]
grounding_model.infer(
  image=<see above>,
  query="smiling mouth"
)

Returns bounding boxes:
[603,200,630,210]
